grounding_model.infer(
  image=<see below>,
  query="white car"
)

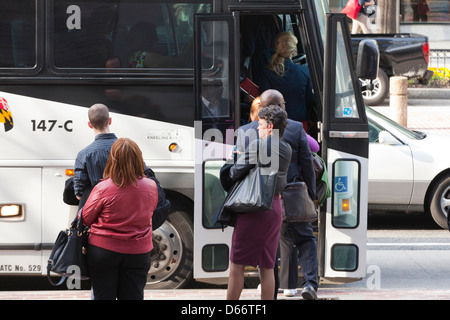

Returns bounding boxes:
[366,107,450,228]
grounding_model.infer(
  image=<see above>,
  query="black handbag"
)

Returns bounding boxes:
[224,166,277,213]
[63,177,79,206]
[212,181,239,228]
[281,181,318,223]
[362,3,376,17]
[47,210,89,286]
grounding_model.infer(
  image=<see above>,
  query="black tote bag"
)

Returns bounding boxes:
[224,166,277,213]
[47,211,89,286]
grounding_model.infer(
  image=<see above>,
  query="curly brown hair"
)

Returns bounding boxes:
[258,105,288,137]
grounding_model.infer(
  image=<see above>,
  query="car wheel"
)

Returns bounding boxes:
[428,175,450,229]
[360,69,389,106]
[146,209,194,289]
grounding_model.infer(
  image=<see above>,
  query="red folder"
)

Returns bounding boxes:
[240,78,259,100]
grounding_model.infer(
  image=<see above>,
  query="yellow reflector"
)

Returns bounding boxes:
[169,143,179,152]
[342,199,350,212]
[66,169,75,176]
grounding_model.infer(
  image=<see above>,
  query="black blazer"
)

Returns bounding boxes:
[230,134,292,195]
[235,121,259,154]
[235,119,316,199]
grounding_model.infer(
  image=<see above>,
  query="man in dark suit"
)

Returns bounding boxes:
[259,89,318,300]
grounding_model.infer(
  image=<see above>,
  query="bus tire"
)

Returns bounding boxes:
[146,209,194,289]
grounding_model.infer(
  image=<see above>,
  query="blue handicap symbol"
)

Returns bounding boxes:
[334,176,347,192]
[343,107,352,116]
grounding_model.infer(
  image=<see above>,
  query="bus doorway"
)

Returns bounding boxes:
[193,0,375,285]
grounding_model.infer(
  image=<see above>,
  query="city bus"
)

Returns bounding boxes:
[0,0,377,289]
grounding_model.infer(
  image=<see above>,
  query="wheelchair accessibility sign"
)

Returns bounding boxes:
[334,176,348,192]
[343,107,352,117]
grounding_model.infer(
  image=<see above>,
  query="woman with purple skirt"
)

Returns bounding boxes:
[226,105,292,300]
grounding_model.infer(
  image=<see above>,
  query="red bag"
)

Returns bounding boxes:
[341,0,362,20]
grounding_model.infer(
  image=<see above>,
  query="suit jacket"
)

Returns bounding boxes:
[283,119,316,199]
[258,60,315,122]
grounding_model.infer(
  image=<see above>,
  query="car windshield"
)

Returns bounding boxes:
[366,107,426,140]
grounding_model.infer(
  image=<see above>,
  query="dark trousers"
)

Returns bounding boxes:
[277,221,318,291]
[87,244,151,300]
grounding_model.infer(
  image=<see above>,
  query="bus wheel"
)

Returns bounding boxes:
[146,209,193,289]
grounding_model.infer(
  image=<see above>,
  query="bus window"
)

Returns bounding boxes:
[0,1,36,69]
[334,23,359,119]
[52,1,211,70]
[200,19,232,120]
[202,244,229,272]
[203,160,227,228]
[332,159,360,228]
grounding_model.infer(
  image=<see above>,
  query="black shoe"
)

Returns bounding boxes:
[301,285,317,300]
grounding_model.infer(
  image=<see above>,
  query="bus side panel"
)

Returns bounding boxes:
[0,168,42,274]
[0,90,195,162]
[42,167,79,244]
[0,91,195,275]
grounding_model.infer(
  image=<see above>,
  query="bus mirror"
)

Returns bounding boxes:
[356,39,379,80]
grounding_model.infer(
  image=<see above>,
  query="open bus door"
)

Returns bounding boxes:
[192,1,376,284]
[193,13,239,282]
[319,13,373,282]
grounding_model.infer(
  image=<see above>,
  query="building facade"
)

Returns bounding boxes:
[330,0,450,49]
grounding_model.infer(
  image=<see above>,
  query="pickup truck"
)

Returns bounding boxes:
[352,33,433,106]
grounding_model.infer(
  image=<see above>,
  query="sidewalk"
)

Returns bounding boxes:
[1,287,450,300]
[372,88,450,136]
[372,104,450,136]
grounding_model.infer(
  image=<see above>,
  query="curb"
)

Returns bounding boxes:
[407,88,450,99]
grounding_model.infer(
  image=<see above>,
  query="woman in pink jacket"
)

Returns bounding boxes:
[82,138,158,300]
[342,0,375,34]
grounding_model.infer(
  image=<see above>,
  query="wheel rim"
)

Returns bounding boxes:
[148,221,183,284]
[361,78,381,100]
[440,185,450,218]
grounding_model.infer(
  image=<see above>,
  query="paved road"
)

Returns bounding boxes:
[322,211,450,291]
